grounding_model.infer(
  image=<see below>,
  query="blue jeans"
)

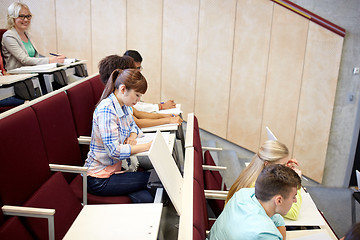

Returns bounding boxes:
[0,96,25,107]
[87,172,153,203]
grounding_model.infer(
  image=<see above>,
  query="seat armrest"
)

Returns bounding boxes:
[202,165,227,171]
[202,147,223,151]
[78,136,91,145]
[204,190,227,200]
[2,205,55,240]
[49,164,87,174]
[49,164,88,205]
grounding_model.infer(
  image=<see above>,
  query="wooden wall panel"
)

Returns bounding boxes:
[227,0,273,151]
[91,0,126,75]
[293,22,344,183]
[127,0,162,104]
[261,4,309,153]
[55,0,92,74]
[162,0,199,120]
[194,0,236,138]
[0,0,17,29]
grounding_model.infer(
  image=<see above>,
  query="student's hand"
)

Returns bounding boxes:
[49,54,65,63]
[145,141,152,150]
[162,114,178,118]
[125,133,138,145]
[161,100,176,110]
[286,159,302,177]
[168,116,183,125]
[124,137,137,145]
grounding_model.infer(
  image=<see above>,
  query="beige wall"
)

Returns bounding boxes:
[0,0,344,182]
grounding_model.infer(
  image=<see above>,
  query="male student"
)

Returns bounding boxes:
[209,164,301,240]
[123,50,176,112]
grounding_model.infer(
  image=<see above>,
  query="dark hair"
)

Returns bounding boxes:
[345,222,360,240]
[255,164,301,202]
[123,50,143,63]
[98,55,136,84]
[98,69,147,105]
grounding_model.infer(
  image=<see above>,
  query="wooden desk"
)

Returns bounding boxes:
[63,203,163,240]
[0,74,40,100]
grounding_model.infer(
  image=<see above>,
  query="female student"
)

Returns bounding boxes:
[1,2,65,71]
[98,54,183,128]
[84,69,153,203]
[226,140,302,220]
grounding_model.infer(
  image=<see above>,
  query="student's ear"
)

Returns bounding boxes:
[274,195,283,206]
[119,84,126,94]
[264,161,269,166]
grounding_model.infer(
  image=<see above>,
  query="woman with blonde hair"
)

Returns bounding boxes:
[2,2,65,70]
[226,140,302,220]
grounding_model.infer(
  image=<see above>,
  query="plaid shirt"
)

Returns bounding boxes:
[84,93,141,176]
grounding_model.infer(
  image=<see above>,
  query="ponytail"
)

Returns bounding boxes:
[97,69,147,106]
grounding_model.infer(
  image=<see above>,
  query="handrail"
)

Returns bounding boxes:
[271,0,346,37]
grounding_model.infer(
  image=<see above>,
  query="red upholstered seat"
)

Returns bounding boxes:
[67,81,95,137]
[0,108,51,206]
[204,150,225,217]
[31,92,83,182]
[31,91,132,204]
[0,217,34,240]
[67,80,95,160]
[23,172,82,240]
[193,179,208,240]
[88,74,105,104]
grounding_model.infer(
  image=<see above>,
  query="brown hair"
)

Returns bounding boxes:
[255,164,301,202]
[226,140,289,203]
[98,69,147,105]
[98,55,136,84]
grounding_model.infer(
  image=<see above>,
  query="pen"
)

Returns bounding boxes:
[49,53,59,56]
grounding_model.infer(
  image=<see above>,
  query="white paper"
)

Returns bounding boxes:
[63,58,77,64]
[137,132,170,145]
[9,63,57,72]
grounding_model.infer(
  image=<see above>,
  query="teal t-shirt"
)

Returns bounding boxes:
[22,40,36,57]
[209,188,285,240]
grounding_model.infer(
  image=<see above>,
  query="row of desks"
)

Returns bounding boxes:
[0,61,87,101]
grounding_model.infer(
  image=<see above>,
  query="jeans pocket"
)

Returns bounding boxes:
[87,176,109,195]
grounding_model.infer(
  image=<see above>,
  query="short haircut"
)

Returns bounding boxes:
[98,55,135,84]
[123,50,143,63]
[255,164,301,202]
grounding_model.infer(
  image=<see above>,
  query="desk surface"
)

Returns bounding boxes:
[0,73,38,86]
[285,188,338,240]
[134,132,175,156]
[63,203,163,240]
[7,60,87,74]
[141,123,179,133]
